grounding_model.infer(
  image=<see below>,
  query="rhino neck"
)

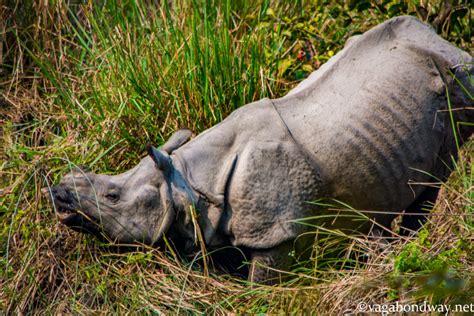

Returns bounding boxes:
[166,159,198,239]
[169,130,239,245]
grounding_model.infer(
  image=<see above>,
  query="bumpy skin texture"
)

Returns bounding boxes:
[48,16,473,283]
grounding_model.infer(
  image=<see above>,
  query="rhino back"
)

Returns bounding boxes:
[172,16,472,249]
[276,16,471,212]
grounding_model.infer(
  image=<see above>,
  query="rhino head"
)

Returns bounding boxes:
[44,129,193,244]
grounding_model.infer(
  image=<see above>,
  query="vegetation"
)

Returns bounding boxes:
[1,0,472,313]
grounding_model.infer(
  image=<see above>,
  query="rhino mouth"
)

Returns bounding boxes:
[56,202,77,223]
[52,192,77,221]
[44,186,102,236]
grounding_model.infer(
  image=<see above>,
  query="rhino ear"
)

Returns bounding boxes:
[160,129,192,154]
[147,144,172,172]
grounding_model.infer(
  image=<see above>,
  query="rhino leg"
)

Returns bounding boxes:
[248,240,294,284]
[400,186,439,236]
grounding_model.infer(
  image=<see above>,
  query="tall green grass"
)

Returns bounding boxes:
[25,0,286,156]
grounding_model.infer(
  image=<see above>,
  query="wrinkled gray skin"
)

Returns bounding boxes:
[47,16,473,283]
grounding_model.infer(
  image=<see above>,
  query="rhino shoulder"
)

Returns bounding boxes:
[227,140,323,248]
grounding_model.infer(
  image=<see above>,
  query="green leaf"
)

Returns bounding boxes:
[302,64,313,72]
[278,59,293,76]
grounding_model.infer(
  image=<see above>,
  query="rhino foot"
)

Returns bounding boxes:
[400,186,440,236]
[248,240,294,284]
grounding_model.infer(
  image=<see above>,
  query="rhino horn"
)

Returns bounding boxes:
[72,165,90,174]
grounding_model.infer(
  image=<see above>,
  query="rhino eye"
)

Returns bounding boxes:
[105,192,120,202]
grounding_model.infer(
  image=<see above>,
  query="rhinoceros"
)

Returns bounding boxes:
[45,16,473,283]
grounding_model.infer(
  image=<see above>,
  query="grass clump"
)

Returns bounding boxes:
[1,0,473,313]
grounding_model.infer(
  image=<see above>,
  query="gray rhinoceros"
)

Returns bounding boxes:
[45,16,473,283]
